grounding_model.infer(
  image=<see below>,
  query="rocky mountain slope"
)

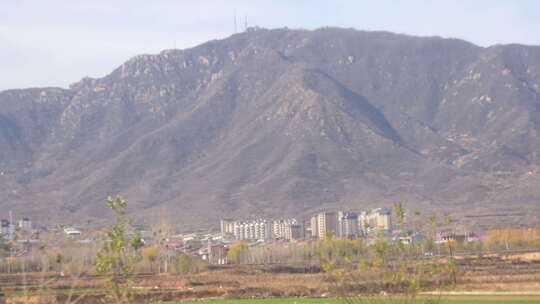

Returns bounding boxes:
[1,28,540,229]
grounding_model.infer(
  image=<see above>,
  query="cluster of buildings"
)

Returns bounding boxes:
[169,208,392,266]
[220,207,393,242]
[162,233,229,265]
[220,218,304,241]
[1,211,90,253]
[1,213,33,240]
[310,208,393,239]
[0,207,488,266]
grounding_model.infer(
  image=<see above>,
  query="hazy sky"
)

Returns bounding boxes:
[1,0,540,91]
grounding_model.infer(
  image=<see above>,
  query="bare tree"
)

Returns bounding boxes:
[151,209,174,273]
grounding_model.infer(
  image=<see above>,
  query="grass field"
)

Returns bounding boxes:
[159,296,540,304]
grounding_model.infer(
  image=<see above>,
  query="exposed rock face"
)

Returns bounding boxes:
[1,28,540,229]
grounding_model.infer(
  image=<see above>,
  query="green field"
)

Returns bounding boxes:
[159,297,540,304]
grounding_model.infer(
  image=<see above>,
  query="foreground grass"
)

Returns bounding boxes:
[157,297,540,304]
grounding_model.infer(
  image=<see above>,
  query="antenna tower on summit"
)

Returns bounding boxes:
[234,9,237,33]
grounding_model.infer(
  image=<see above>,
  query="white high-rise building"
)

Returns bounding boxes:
[18,218,32,231]
[359,208,392,235]
[337,211,359,238]
[272,218,303,240]
[232,219,273,241]
[220,219,236,236]
[0,219,9,235]
[272,219,297,239]
[310,211,338,240]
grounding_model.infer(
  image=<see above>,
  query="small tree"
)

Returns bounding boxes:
[175,253,193,274]
[227,242,249,264]
[330,208,457,304]
[443,215,457,285]
[95,196,142,304]
[393,202,405,226]
[173,253,205,274]
[141,247,159,273]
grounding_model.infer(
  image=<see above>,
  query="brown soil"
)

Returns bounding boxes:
[2,254,540,303]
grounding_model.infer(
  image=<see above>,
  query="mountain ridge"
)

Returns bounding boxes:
[1,27,540,230]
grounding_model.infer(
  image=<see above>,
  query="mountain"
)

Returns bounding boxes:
[1,27,540,230]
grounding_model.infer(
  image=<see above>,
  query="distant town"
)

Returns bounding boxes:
[1,205,485,265]
[220,208,394,242]
[1,202,539,302]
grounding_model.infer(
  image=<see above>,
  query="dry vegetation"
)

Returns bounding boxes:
[1,253,540,304]
[2,223,540,304]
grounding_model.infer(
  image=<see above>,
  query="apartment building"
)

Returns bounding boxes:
[272,218,301,240]
[310,211,338,239]
[284,223,304,240]
[233,219,272,241]
[337,211,359,238]
[359,208,392,235]
[220,218,236,236]
[18,218,32,231]
[221,217,304,241]
[0,219,9,235]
